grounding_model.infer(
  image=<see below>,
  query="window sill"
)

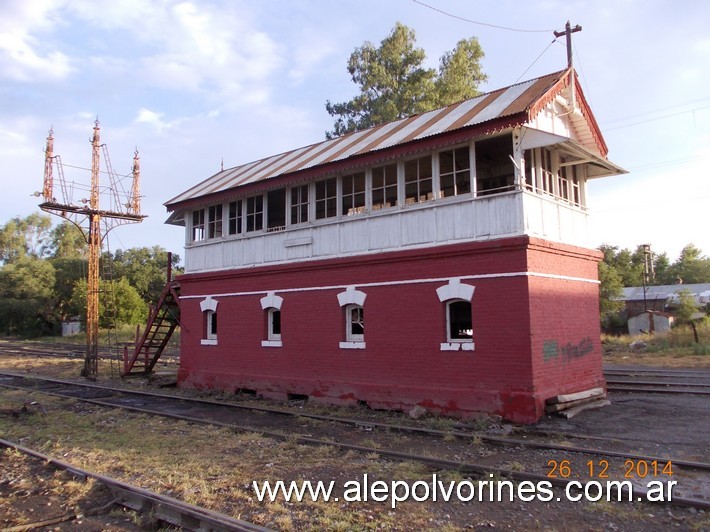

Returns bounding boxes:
[201,339,218,346]
[440,341,474,351]
[261,340,283,348]
[339,341,366,350]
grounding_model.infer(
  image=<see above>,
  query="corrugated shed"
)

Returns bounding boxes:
[166,69,603,209]
[621,283,710,302]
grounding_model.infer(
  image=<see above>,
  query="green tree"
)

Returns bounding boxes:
[0,213,53,264]
[51,257,86,321]
[598,244,643,287]
[673,289,702,343]
[434,37,486,106]
[666,244,710,285]
[598,260,624,324]
[49,221,87,259]
[325,22,486,139]
[106,246,182,305]
[72,278,148,327]
[0,257,57,335]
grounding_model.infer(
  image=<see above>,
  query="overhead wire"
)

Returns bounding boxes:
[409,0,710,180]
[514,39,558,83]
[411,0,554,33]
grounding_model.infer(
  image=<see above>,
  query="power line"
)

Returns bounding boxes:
[602,97,710,125]
[411,0,554,33]
[514,39,558,83]
[603,105,710,131]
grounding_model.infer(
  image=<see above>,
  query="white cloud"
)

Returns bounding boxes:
[0,0,74,81]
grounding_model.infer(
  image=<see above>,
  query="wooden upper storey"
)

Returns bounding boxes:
[165,69,625,273]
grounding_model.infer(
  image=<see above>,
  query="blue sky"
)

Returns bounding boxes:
[1,0,709,264]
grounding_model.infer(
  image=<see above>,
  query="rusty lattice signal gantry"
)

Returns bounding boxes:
[40,120,146,380]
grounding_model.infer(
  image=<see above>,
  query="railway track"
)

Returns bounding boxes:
[5,340,707,394]
[0,437,269,531]
[604,366,710,395]
[1,371,708,510]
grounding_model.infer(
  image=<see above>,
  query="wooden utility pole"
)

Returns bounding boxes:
[554,20,582,69]
[554,21,582,108]
[40,121,145,380]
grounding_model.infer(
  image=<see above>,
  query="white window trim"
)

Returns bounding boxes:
[337,287,366,349]
[436,280,475,351]
[260,292,283,347]
[200,297,219,346]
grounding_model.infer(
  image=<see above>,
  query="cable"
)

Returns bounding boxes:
[514,39,558,83]
[602,97,710,125]
[603,106,710,131]
[411,0,554,33]
[572,38,593,110]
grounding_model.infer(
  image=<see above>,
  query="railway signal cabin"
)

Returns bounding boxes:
[164,68,625,423]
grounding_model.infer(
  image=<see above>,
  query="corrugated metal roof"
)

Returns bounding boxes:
[621,283,710,301]
[166,69,591,208]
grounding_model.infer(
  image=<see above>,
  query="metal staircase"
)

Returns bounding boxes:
[123,279,180,376]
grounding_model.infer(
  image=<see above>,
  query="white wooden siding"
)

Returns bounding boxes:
[184,191,590,273]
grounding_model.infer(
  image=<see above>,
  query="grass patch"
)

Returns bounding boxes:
[602,321,710,367]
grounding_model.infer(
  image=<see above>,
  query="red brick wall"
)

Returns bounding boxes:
[176,236,603,423]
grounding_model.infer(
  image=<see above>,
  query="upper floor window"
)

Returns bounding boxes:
[228,200,242,235]
[192,209,205,242]
[439,147,471,198]
[540,148,554,196]
[404,155,433,204]
[342,172,366,216]
[246,195,263,232]
[267,189,286,232]
[208,204,223,239]
[523,148,585,208]
[372,163,398,211]
[290,185,309,225]
[315,177,337,220]
[475,134,515,196]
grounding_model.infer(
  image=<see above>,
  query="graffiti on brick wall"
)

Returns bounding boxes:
[543,337,593,362]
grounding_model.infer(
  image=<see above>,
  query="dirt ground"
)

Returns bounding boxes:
[0,342,709,530]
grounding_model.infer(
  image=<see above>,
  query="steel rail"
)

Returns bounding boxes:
[606,385,710,395]
[2,375,709,510]
[0,438,271,532]
[605,378,709,388]
[1,371,710,474]
[4,390,710,511]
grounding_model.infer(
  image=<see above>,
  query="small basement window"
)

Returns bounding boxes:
[268,308,281,341]
[447,300,472,342]
[201,309,217,345]
[200,296,219,345]
[346,304,364,342]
